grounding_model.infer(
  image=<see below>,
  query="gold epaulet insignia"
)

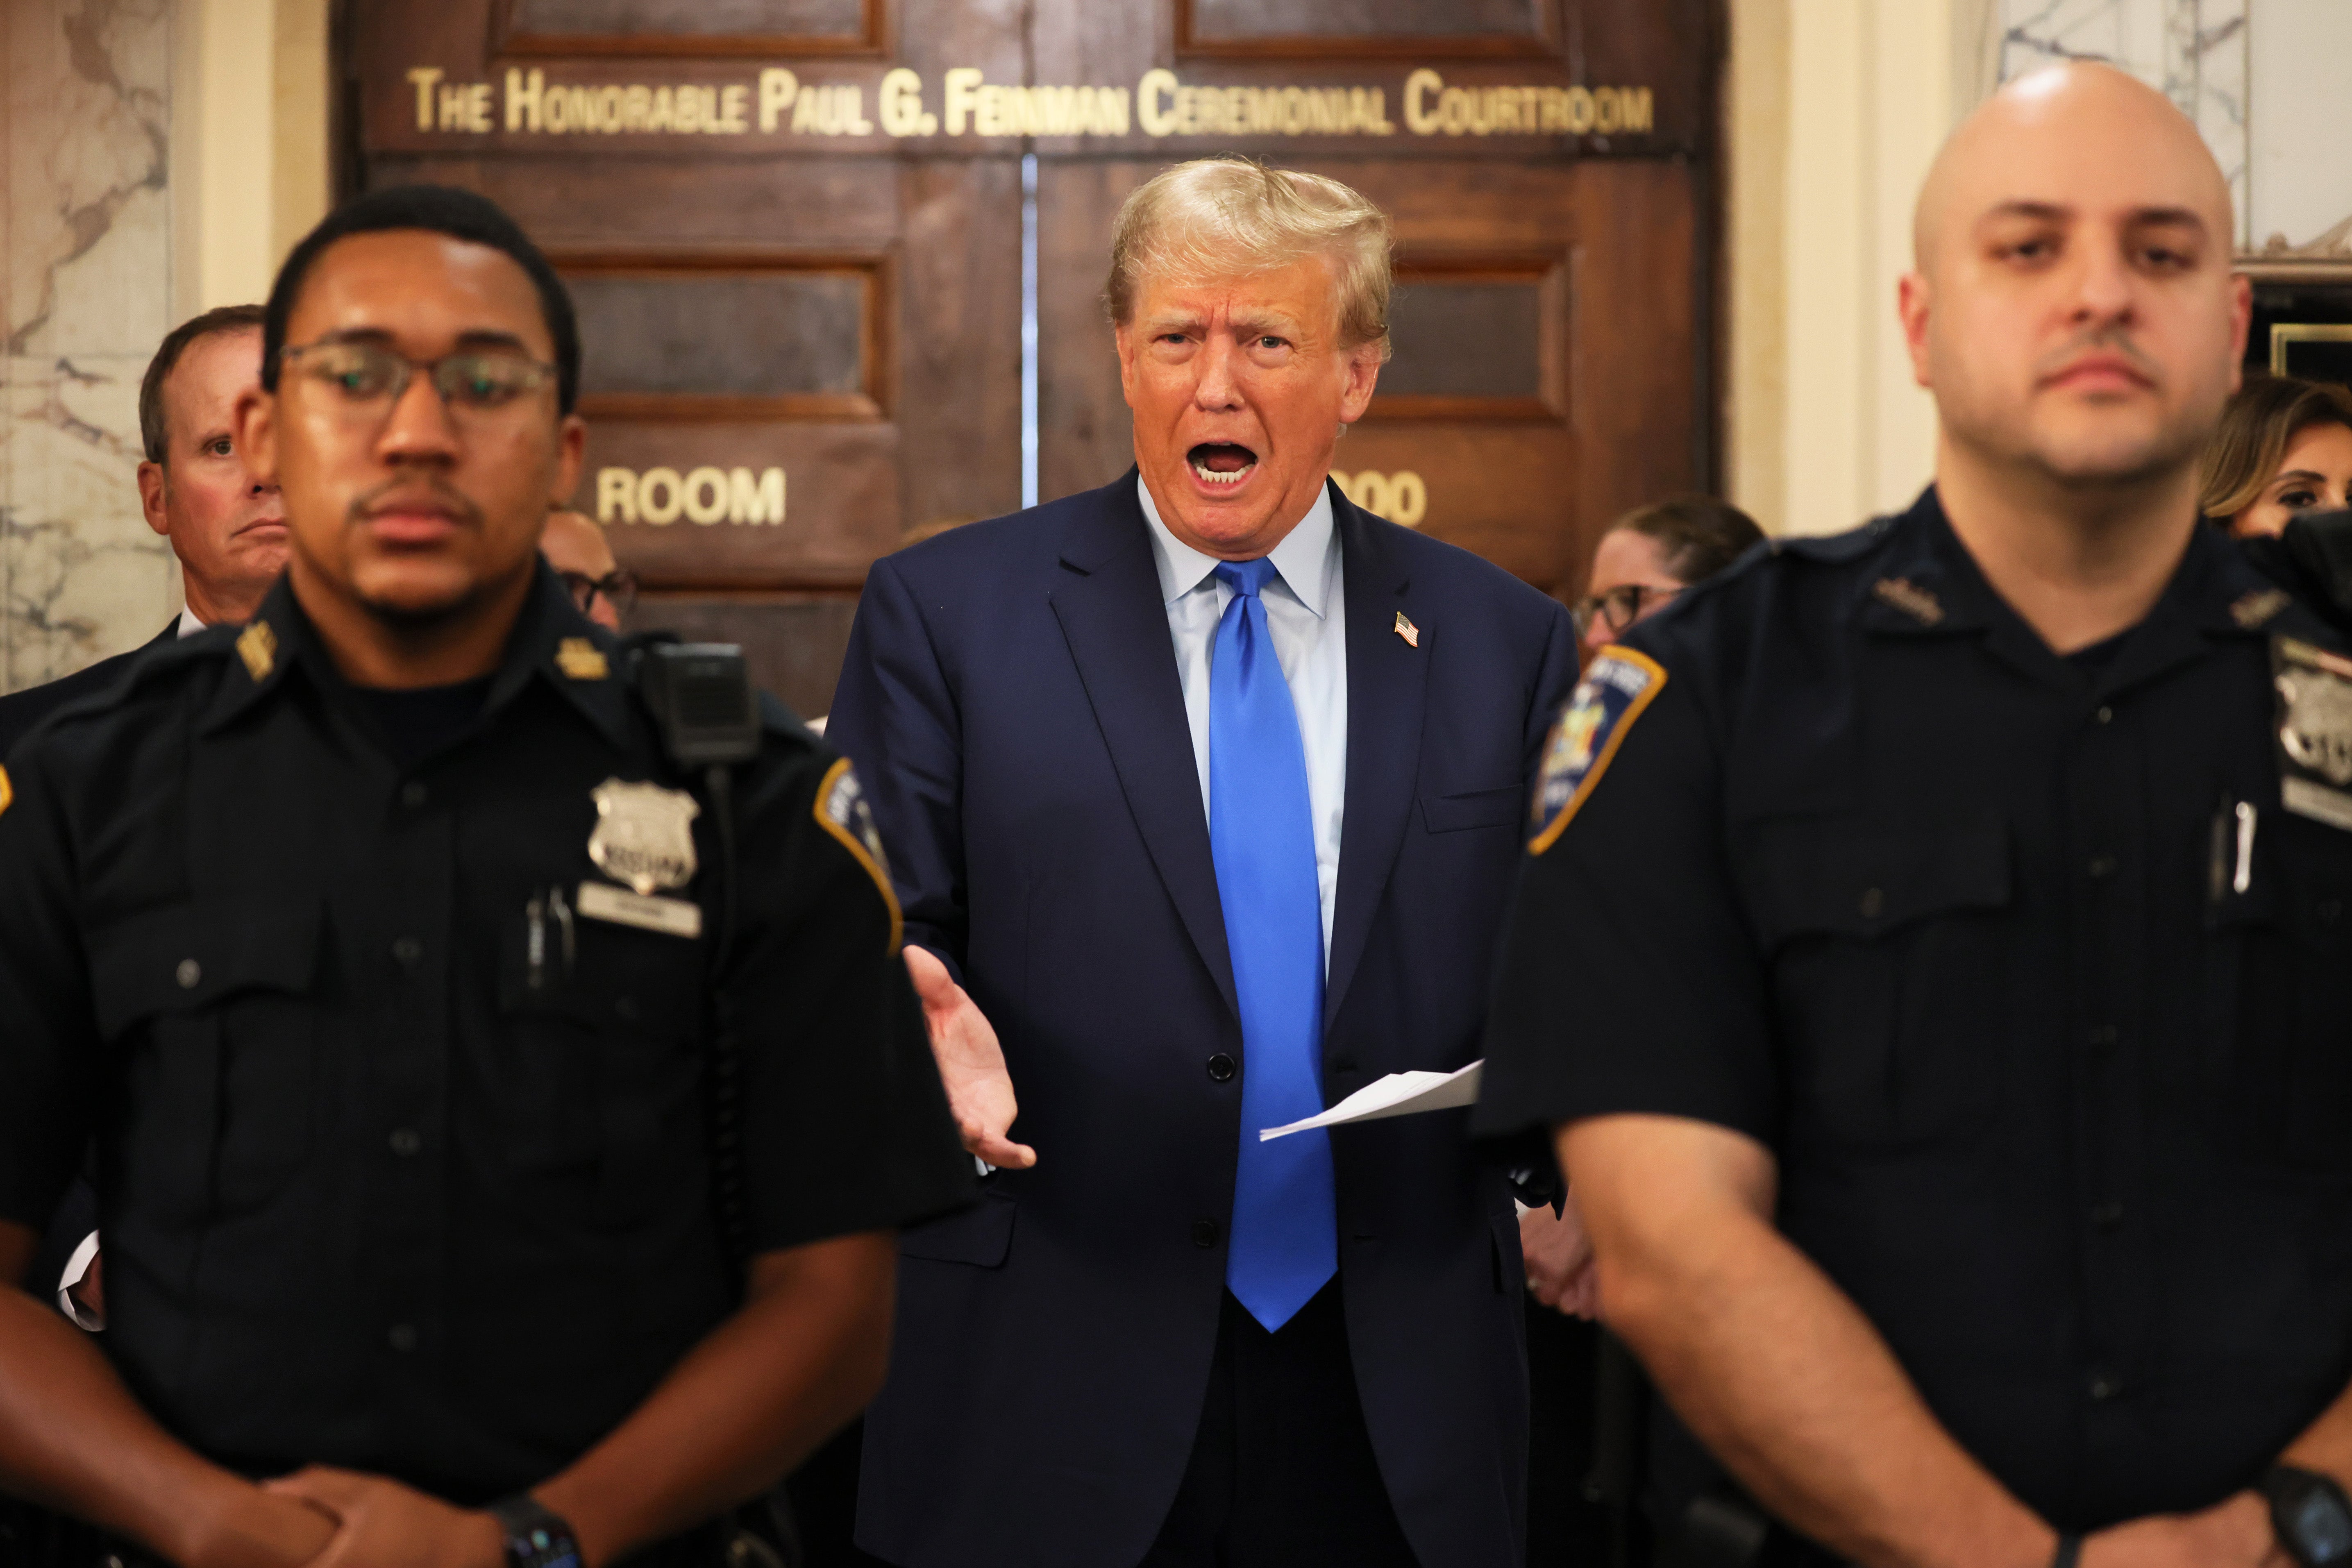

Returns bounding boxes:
[1871,576,1945,626]
[0,764,13,821]
[2231,588,2291,629]
[556,638,610,680]
[235,620,277,681]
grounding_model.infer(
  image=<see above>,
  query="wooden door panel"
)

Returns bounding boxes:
[627,593,861,718]
[353,0,1714,705]
[580,422,897,584]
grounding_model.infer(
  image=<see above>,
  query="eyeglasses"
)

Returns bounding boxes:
[561,568,638,618]
[279,340,558,424]
[1571,583,1681,638]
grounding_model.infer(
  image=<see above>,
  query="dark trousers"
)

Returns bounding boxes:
[1142,1282,1419,1568]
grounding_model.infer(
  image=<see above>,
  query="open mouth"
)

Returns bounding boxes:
[1189,442,1258,488]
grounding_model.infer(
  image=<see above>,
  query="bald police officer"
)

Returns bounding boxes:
[0,185,969,1568]
[1480,64,2352,1568]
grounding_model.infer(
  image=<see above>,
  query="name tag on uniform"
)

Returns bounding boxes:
[2274,637,2352,831]
[576,879,704,939]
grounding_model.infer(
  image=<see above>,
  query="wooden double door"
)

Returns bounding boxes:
[347,0,1719,715]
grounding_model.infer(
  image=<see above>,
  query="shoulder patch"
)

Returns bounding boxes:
[0,764,11,821]
[1528,647,1667,855]
[814,756,903,952]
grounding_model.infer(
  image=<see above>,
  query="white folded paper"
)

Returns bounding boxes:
[1259,1060,1484,1141]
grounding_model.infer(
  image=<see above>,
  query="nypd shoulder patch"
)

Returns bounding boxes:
[815,757,904,951]
[1528,647,1668,855]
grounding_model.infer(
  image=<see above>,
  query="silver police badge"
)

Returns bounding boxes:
[2275,638,2352,831]
[588,777,701,894]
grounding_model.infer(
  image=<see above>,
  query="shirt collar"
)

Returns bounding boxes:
[202,561,632,751]
[1136,472,1337,619]
[175,606,206,639]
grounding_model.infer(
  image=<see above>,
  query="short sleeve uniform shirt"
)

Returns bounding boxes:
[1476,488,2352,1533]
[0,567,972,1502]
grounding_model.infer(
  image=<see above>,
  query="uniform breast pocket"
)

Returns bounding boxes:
[496,899,708,1228]
[2208,809,2352,1171]
[1747,815,2014,1153]
[88,900,325,1224]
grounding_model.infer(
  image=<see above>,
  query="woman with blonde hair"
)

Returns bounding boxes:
[2198,372,2352,537]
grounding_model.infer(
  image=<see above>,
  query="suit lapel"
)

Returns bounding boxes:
[1048,474,1238,1020]
[1324,489,1425,1032]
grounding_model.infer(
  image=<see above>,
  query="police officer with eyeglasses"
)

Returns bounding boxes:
[0,184,971,1568]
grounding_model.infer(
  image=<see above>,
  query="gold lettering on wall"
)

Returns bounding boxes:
[400,65,1655,143]
[597,466,787,526]
[1333,470,1427,527]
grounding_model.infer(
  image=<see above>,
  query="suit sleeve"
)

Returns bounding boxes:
[1521,597,1580,780]
[0,748,100,1239]
[825,554,971,983]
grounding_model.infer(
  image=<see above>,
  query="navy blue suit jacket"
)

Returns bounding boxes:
[828,473,1578,1568]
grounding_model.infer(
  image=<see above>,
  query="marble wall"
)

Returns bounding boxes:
[1999,0,2352,260]
[2,0,179,695]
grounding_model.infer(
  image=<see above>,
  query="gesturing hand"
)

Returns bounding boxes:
[261,1466,504,1568]
[1520,1194,1598,1318]
[904,945,1038,1170]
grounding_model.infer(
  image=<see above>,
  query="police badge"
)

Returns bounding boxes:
[587,777,701,894]
[2275,637,2352,831]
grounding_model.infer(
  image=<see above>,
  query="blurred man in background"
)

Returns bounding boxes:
[541,508,634,632]
[0,305,283,759]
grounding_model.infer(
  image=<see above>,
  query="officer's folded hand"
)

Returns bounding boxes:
[2082,1490,2288,1568]
[904,945,1037,1171]
[1519,1194,1598,1319]
[262,1465,504,1568]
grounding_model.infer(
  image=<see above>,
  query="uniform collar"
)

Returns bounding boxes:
[202,562,632,751]
[1137,472,1337,619]
[1859,483,2322,693]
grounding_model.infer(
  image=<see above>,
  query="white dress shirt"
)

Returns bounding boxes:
[175,607,207,639]
[1137,476,1347,962]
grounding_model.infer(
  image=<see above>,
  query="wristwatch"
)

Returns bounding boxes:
[488,1494,583,1568]
[2262,1465,2352,1568]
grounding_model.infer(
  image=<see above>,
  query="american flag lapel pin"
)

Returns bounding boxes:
[1394,611,1420,648]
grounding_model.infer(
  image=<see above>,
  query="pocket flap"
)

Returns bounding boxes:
[899,1189,1014,1267]
[1421,785,1523,834]
[89,899,323,1040]
[1749,815,2011,946]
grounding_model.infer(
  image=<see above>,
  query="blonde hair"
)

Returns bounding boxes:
[2199,374,2352,521]
[1103,157,1394,360]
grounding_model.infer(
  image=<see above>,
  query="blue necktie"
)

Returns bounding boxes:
[1210,558,1336,1332]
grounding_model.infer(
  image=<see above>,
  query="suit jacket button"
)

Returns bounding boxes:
[1191,1218,1221,1248]
[1206,1053,1236,1082]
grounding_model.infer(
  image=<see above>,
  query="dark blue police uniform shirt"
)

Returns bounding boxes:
[1477,486,2352,1534]
[0,566,972,1502]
